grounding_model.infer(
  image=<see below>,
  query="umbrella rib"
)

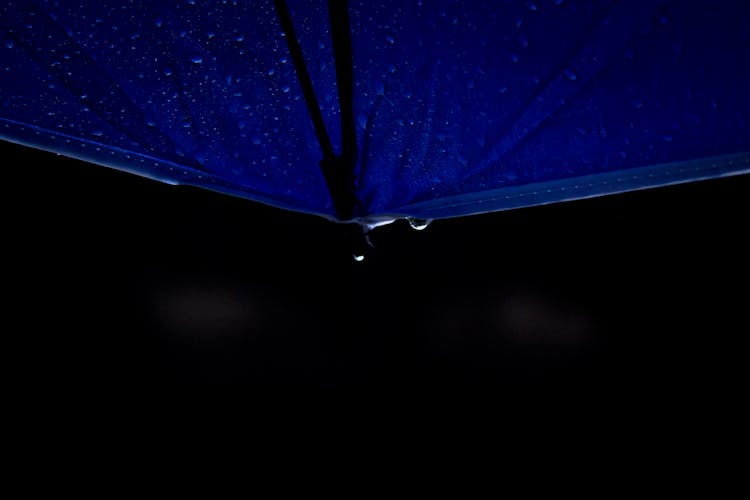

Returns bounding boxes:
[274,0,359,220]
[328,0,357,171]
[273,0,334,161]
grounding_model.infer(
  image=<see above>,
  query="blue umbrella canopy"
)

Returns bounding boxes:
[1,0,748,225]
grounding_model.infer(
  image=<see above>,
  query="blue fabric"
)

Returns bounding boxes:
[2,0,749,221]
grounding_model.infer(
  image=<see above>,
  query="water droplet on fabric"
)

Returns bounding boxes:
[357,111,368,129]
[191,56,203,64]
[281,84,290,93]
[406,217,433,231]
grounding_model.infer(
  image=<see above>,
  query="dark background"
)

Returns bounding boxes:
[5,140,748,395]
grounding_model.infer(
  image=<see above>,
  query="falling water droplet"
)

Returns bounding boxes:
[406,217,433,231]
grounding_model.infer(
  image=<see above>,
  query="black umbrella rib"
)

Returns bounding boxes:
[273,0,334,161]
[328,0,357,174]
[274,0,358,221]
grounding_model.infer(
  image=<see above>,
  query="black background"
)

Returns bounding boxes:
[5,140,748,396]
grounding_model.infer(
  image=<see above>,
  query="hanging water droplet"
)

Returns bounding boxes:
[406,217,433,231]
[353,253,365,262]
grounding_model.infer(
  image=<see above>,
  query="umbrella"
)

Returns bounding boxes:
[1,0,749,228]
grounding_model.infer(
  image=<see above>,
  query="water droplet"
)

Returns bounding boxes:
[406,217,433,231]
[235,33,245,42]
[267,68,275,76]
[163,67,174,76]
[5,39,14,49]
[385,34,395,44]
[357,111,368,129]
[281,84,290,93]
[564,68,577,81]
[353,253,365,262]
[154,18,163,28]
[191,56,203,64]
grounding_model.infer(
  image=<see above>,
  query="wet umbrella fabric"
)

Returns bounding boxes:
[1,0,748,224]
